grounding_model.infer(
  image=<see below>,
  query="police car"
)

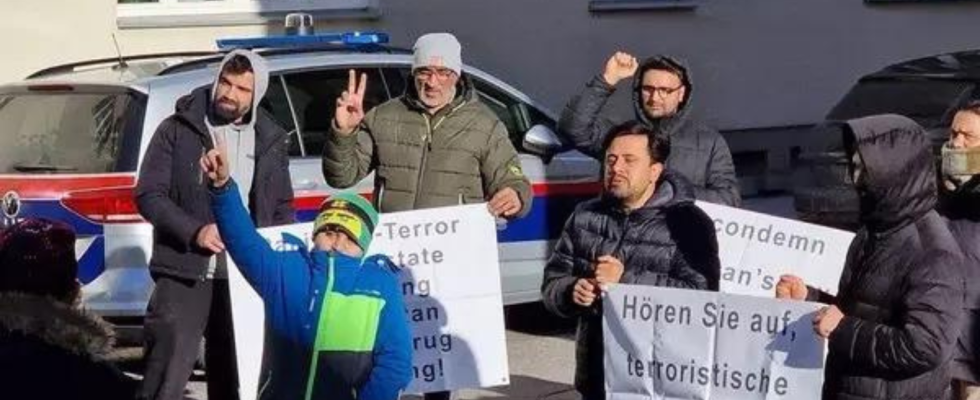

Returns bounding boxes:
[0,31,600,338]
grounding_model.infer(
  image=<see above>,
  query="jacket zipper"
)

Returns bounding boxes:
[612,210,631,259]
[413,115,433,209]
[413,102,468,209]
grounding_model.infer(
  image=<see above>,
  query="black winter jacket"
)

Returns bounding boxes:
[0,293,136,400]
[810,115,964,400]
[558,55,740,207]
[541,171,720,399]
[135,87,294,280]
[941,177,980,383]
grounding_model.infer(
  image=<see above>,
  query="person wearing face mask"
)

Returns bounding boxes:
[776,115,965,400]
[322,33,531,219]
[940,102,980,400]
[203,146,412,400]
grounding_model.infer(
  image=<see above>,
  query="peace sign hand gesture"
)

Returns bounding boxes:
[333,69,369,136]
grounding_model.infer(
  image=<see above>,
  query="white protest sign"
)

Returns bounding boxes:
[604,285,826,400]
[228,223,310,400]
[366,203,509,393]
[228,204,509,399]
[696,201,855,297]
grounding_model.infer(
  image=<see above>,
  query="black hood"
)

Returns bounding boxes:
[842,114,937,234]
[174,86,213,138]
[631,55,694,134]
[0,293,114,360]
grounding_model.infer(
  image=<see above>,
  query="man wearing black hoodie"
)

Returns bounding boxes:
[559,51,740,206]
[135,50,294,400]
[777,115,964,400]
[542,121,720,400]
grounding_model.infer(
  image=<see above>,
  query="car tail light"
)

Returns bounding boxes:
[61,187,143,224]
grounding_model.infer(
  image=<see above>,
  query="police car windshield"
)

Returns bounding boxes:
[0,88,145,174]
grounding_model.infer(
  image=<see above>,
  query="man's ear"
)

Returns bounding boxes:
[650,162,665,183]
[678,86,687,103]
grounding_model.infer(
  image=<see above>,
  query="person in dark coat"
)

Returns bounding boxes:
[777,114,965,400]
[0,218,136,400]
[541,121,721,400]
[558,51,740,206]
[135,50,294,400]
[940,101,980,400]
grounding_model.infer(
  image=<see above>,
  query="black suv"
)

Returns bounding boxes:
[793,50,980,229]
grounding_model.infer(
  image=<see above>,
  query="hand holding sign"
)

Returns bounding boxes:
[487,187,522,218]
[813,305,844,339]
[595,255,625,291]
[573,278,598,307]
[776,274,809,301]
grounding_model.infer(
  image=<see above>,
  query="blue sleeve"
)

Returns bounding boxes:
[358,259,413,400]
[211,180,282,298]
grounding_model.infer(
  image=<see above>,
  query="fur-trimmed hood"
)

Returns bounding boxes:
[0,292,115,360]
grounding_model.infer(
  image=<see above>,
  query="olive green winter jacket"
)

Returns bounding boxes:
[322,79,532,215]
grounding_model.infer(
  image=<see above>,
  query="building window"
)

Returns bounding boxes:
[116,0,379,29]
[589,0,698,12]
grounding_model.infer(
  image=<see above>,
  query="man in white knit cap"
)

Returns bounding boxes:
[323,32,530,218]
[323,32,531,400]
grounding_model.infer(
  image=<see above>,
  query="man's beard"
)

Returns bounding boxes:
[213,99,248,124]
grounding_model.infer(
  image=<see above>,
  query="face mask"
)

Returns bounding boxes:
[942,143,980,186]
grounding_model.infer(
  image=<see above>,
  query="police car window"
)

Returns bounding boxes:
[278,68,388,158]
[472,78,527,151]
[382,67,409,98]
[259,76,301,156]
[0,89,146,174]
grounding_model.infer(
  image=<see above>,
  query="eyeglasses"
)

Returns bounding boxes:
[414,68,457,81]
[641,85,683,98]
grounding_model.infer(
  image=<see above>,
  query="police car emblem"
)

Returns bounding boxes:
[2,191,20,220]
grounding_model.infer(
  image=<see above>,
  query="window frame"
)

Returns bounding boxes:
[116,0,380,29]
[262,65,394,159]
[588,0,698,12]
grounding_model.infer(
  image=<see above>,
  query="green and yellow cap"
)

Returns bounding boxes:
[312,193,379,251]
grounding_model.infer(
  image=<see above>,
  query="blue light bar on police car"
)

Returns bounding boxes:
[216,31,390,51]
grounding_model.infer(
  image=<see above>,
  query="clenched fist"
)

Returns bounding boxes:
[602,51,639,86]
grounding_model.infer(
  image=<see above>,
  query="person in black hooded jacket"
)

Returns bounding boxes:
[777,114,964,400]
[135,50,294,400]
[541,121,720,400]
[558,51,740,206]
[939,102,980,400]
[0,218,136,400]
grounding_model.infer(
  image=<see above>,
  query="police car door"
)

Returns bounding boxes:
[469,74,601,305]
[259,67,391,222]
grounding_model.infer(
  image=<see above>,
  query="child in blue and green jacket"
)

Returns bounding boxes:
[203,148,412,400]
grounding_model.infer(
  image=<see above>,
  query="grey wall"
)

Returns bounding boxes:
[335,0,980,131]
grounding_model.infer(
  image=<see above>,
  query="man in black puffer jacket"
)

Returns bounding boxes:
[541,121,720,400]
[558,51,740,206]
[939,101,980,400]
[777,114,964,400]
